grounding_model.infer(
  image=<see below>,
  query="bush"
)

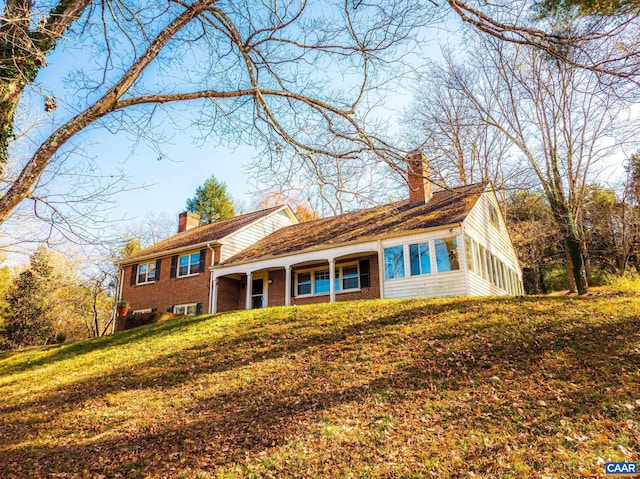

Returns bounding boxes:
[55,332,66,344]
[543,265,569,292]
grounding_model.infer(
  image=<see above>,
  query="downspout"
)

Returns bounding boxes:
[207,242,215,314]
[377,238,385,299]
[460,222,470,296]
[112,267,124,334]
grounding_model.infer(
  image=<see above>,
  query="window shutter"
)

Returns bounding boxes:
[155,258,162,281]
[130,264,138,286]
[291,271,296,298]
[196,302,203,315]
[167,305,174,313]
[359,259,370,288]
[170,255,178,278]
[199,248,207,273]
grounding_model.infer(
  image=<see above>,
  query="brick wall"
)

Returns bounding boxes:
[278,254,380,307]
[268,269,286,307]
[120,248,213,313]
[216,276,243,312]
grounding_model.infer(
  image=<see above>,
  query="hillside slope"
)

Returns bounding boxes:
[0,291,639,478]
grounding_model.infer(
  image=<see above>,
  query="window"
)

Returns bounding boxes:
[178,252,200,277]
[342,265,359,290]
[475,242,486,279]
[434,237,459,272]
[297,272,311,295]
[464,237,474,273]
[174,304,197,315]
[137,262,156,284]
[409,242,431,276]
[314,270,330,294]
[384,246,405,279]
[133,308,152,315]
[488,203,500,227]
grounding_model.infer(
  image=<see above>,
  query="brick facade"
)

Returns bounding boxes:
[216,276,243,312]
[120,247,214,313]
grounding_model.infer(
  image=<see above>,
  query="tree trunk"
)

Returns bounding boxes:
[580,237,592,278]
[549,198,589,295]
[565,239,577,293]
[566,233,588,294]
[0,78,26,165]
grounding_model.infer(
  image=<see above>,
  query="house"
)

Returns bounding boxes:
[116,154,523,316]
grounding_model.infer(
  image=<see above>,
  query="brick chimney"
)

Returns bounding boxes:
[407,150,432,206]
[178,212,200,232]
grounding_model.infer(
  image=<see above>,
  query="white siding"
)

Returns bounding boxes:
[381,229,468,299]
[220,209,295,261]
[463,189,523,296]
[384,271,467,299]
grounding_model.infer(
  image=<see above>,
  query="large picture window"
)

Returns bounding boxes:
[409,242,431,276]
[137,262,156,284]
[434,237,459,272]
[384,246,405,279]
[178,252,200,277]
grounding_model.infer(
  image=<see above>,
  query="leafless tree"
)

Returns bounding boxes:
[247,148,406,216]
[426,33,639,294]
[0,0,432,236]
[404,59,520,191]
[443,0,640,82]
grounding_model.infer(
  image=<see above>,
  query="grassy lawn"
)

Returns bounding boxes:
[0,286,639,478]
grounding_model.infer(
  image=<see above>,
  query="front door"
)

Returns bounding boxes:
[251,278,264,309]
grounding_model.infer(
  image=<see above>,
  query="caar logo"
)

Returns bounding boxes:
[606,462,638,475]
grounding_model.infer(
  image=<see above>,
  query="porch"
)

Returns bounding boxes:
[210,242,381,313]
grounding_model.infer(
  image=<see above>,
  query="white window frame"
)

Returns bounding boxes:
[295,262,360,298]
[434,236,460,273]
[384,245,406,280]
[488,202,500,228]
[177,252,200,277]
[173,303,198,316]
[136,262,156,285]
[408,241,432,276]
[133,308,152,315]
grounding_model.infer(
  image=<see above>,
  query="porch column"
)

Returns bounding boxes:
[285,265,292,306]
[329,259,336,303]
[210,272,218,314]
[245,272,252,310]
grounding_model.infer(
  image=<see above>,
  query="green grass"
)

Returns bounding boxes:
[1,286,639,478]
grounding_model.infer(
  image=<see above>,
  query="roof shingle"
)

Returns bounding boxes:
[221,182,487,266]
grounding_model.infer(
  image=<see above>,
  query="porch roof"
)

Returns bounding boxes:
[221,182,486,267]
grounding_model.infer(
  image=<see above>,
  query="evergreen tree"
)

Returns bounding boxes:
[185,176,236,225]
[3,246,54,348]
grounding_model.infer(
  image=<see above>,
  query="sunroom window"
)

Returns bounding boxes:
[409,242,431,276]
[434,237,459,272]
[384,246,405,279]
